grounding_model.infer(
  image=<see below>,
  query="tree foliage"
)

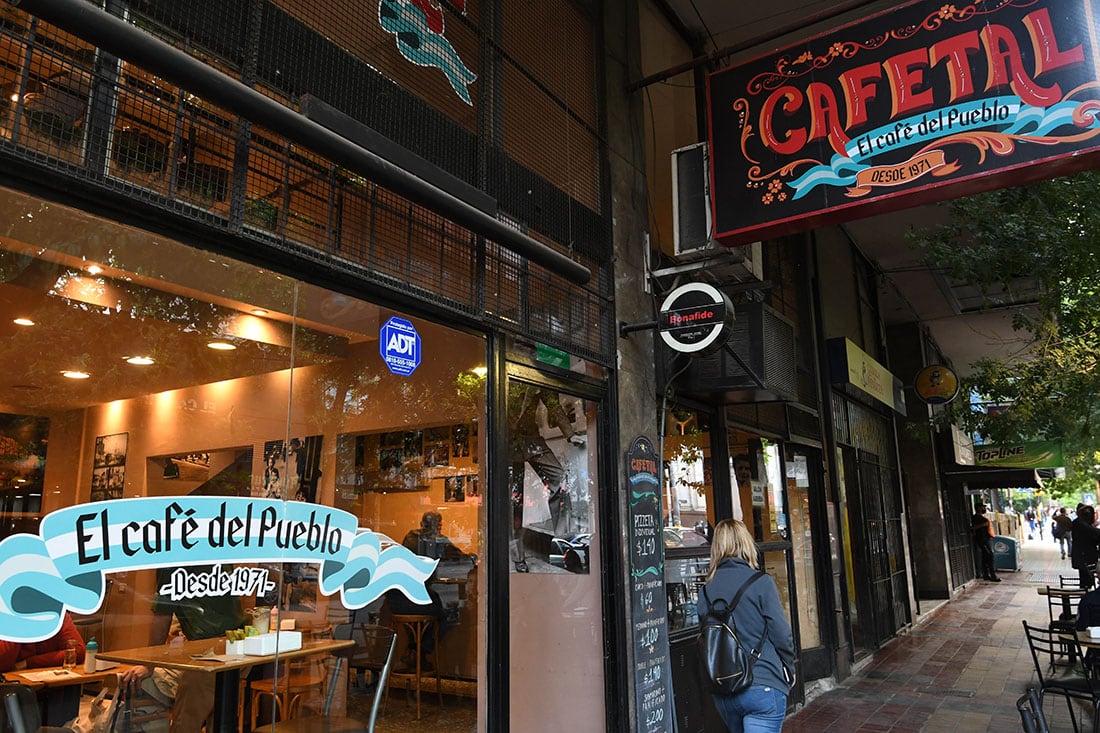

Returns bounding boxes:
[907,169,1100,468]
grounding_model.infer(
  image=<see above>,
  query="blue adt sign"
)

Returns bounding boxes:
[380,316,421,376]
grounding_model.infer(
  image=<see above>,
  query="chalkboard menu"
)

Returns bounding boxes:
[626,435,674,733]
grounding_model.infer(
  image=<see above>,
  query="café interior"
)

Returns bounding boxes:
[0,184,486,730]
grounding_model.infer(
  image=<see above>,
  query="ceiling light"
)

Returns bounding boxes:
[12,318,34,326]
[125,355,155,365]
[207,340,236,351]
[61,370,90,379]
[85,264,103,275]
[251,309,268,316]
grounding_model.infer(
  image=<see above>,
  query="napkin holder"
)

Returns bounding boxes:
[243,630,303,656]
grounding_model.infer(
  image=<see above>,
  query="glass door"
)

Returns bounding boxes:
[506,377,606,729]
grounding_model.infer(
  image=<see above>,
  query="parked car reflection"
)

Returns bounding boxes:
[663,526,709,549]
[549,533,590,573]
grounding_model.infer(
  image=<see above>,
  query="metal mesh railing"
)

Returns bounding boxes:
[0,0,612,363]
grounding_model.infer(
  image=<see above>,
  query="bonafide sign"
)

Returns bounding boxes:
[707,0,1100,244]
[658,282,733,355]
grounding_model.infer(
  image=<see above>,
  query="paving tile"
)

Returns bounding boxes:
[784,538,1082,732]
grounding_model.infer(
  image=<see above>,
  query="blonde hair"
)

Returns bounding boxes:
[706,519,758,581]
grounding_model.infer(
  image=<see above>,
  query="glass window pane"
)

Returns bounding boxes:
[0,184,484,728]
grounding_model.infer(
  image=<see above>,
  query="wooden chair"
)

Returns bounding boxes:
[254,633,396,733]
[346,624,397,691]
[249,654,328,728]
[388,614,443,720]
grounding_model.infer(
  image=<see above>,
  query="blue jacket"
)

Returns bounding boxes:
[697,557,796,692]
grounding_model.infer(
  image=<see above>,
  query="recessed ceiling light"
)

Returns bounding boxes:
[61,370,91,379]
[250,309,268,316]
[12,318,34,326]
[207,340,236,351]
[125,356,155,365]
[85,264,103,275]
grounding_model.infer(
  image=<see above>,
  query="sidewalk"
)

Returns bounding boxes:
[784,534,1079,732]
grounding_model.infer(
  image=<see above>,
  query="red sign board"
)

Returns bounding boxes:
[706,0,1100,244]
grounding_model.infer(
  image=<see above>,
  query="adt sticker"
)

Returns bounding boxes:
[380,316,421,376]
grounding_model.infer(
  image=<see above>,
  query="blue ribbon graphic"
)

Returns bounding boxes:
[378,0,477,105]
[0,497,438,642]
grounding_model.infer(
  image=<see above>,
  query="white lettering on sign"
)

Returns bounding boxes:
[387,332,417,355]
[158,563,276,600]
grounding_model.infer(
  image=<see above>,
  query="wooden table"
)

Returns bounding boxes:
[98,637,353,732]
[3,663,133,726]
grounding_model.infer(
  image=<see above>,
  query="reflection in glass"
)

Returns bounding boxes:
[507,383,592,573]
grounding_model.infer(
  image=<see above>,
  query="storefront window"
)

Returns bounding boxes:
[0,186,484,729]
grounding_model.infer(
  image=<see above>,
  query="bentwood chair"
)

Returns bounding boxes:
[255,631,397,733]
[1018,687,1052,733]
[388,613,443,720]
[1022,620,1100,733]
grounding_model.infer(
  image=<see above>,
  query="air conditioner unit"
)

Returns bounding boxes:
[668,142,763,283]
[659,301,797,403]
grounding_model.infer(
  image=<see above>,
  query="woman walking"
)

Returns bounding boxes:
[697,519,796,733]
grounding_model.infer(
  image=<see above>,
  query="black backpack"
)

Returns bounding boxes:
[698,571,768,696]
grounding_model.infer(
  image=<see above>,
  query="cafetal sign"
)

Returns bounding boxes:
[707,0,1100,244]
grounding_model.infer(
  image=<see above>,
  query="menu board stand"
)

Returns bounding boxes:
[626,435,675,733]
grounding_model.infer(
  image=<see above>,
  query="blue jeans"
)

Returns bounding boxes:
[713,685,788,733]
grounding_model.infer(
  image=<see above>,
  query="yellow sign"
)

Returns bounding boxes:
[914,364,960,404]
[830,338,905,414]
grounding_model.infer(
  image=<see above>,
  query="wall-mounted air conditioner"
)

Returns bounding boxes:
[668,142,763,283]
[658,301,797,403]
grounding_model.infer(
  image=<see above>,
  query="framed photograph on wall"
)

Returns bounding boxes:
[445,475,465,503]
[260,436,324,502]
[91,432,127,501]
[94,432,128,468]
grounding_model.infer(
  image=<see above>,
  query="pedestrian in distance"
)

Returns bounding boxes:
[697,519,796,733]
[1071,504,1100,590]
[970,504,1001,582]
[1053,507,1073,560]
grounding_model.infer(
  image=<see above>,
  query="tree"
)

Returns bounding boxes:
[907,169,1100,468]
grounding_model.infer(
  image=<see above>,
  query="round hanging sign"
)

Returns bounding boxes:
[914,364,960,405]
[657,282,734,355]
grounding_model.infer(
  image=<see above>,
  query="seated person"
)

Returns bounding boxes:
[402,511,473,563]
[1074,575,1100,669]
[0,611,84,671]
[122,565,249,733]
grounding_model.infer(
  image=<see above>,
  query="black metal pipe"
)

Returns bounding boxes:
[8,0,592,286]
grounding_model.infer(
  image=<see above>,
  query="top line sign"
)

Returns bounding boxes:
[706,0,1100,245]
